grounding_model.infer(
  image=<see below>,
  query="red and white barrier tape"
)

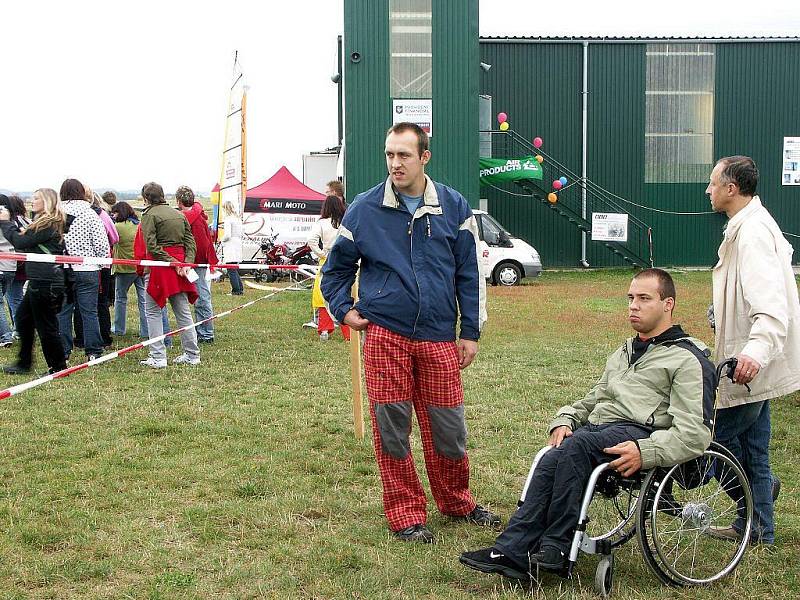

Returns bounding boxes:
[0,252,318,276]
[0,280,311,401]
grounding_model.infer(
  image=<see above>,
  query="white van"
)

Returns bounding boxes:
[473,209,542,286]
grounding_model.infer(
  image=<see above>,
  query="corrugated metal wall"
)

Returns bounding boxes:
[480,39,800,267]
[343,0,479,206]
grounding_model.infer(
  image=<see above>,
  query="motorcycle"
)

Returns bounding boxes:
[247,233,317,283]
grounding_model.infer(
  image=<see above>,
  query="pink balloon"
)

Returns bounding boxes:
[552,180,563,190]
[497,112,508,124]
[533,137,543,148]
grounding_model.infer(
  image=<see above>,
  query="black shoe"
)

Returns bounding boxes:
[462,504,502,528]
[529,545,566,571]
[772,475,781,502]
[198,337,215,344]
[2,363,31,375]
[459,547,529,580]
[393,524,434,543]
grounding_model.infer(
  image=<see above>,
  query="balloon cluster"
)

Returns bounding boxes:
[497,112,510,131]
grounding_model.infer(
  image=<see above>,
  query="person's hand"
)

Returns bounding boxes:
[0,208,9,222]
[343,309,369,331]
[733,353,761,385]
[604,441,642,477]
[175,265,191,278]
[548,425,572,448]
[457,339,478,369]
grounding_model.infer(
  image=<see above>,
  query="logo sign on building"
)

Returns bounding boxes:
[392,99,432,137]
[783,137,800,186]
[479,156,543,185]
[592,212,629,243]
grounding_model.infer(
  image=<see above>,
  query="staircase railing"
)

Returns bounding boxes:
[481,129,654,268]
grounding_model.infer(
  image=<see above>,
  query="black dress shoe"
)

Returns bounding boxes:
[459,547,529,579]
[461,504,502,528]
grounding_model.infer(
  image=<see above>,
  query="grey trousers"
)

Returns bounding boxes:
[143,275,199,361]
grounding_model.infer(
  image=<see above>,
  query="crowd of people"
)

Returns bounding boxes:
[0,179,249,375]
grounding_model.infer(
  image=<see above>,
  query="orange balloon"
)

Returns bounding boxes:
[535,155,544,164]
[547,192,558,204]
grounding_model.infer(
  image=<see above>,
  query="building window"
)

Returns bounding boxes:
[645,43,715,183]
[389,0,432,98]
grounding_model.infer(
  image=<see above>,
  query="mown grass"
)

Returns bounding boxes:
[0,269,797,599]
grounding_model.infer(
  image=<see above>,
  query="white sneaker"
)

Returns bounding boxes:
[140,357,167,369]
[172,353,201,366]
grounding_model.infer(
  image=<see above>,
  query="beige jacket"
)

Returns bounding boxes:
[713,196,800,406]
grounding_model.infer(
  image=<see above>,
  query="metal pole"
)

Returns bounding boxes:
[580,41,590,268]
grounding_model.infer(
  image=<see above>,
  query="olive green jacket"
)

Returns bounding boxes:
[140,203,196,264]
[549,330,713,470]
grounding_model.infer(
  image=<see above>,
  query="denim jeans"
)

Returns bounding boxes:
[1,271,24,331]
[0,288,12,343]
[714,400,775,543]
[193,267,214,340]
[58,270,103,357]
[228,265,243,294]
[143,275,198,361]
[114,273,148,337]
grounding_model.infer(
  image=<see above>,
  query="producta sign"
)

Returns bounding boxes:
[479,157,543,185]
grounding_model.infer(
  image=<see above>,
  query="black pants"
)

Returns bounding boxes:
[495,423,651,567]
[16,280,67,372]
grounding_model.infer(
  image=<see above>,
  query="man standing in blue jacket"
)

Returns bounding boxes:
[322,122,496,542]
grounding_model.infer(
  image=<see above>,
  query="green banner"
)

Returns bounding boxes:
[479,156,543,185]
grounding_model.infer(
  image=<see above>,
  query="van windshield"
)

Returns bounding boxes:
[479,213,510,246]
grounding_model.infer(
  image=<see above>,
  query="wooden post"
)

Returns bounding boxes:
[349,281,365,440]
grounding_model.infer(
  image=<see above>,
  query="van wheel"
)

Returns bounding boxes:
[494,262,522,286]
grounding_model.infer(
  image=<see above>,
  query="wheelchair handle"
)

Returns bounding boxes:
[716,357,751,393]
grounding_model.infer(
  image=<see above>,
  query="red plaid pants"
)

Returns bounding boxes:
[363,323,476,531]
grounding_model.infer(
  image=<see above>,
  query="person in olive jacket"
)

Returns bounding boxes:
[0,188,69,374]
[461,269,715,579]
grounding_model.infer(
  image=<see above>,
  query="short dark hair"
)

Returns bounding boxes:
[142,182,165,204]
[175,186,195,206]
[102,191,117,206]
[60,178,86,202]
[111,201,136,222]
[634,268,676,302]
[717,156,759,197]
[326,180,344,198]
[386,122,429,156]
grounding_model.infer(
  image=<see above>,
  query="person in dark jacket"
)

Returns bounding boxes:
[0,188,68,374]
[321,122,494,543]
[176,186,218,343]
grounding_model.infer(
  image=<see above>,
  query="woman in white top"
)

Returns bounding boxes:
[221,201,244,295]
[307,195,346,340]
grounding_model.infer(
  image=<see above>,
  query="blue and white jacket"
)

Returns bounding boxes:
[321,176,487,342]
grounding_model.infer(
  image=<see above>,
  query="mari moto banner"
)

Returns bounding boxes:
[479,156,543,186]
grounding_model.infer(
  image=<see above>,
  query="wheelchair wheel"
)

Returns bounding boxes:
[587,470,640,546]
[594,554,614,598]
[636,447,753,586]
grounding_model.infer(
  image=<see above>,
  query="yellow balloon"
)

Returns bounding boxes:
[547,192,558,204]
[499,122,509,131]
[535,155,544,164]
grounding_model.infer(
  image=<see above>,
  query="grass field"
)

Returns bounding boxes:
[0,269,797,599]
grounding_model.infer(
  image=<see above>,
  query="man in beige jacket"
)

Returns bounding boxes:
[707,155,800,545]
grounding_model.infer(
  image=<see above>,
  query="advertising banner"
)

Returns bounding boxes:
[479,156,543,185]
[592,212,629,243]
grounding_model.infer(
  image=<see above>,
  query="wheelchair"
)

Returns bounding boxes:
[518,359,754,597]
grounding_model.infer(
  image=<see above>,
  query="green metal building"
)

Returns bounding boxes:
[342,2,800,266]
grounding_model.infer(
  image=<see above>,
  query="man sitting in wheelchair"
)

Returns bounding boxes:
[461,268,715,579]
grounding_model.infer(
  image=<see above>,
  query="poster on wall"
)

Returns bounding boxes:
[783,137,800,186]
[592,212,629,243]
[392,99,432,137]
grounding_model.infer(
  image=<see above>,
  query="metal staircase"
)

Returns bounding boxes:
[482,129,654,268]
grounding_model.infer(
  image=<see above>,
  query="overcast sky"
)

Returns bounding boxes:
[1,0,797,195]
